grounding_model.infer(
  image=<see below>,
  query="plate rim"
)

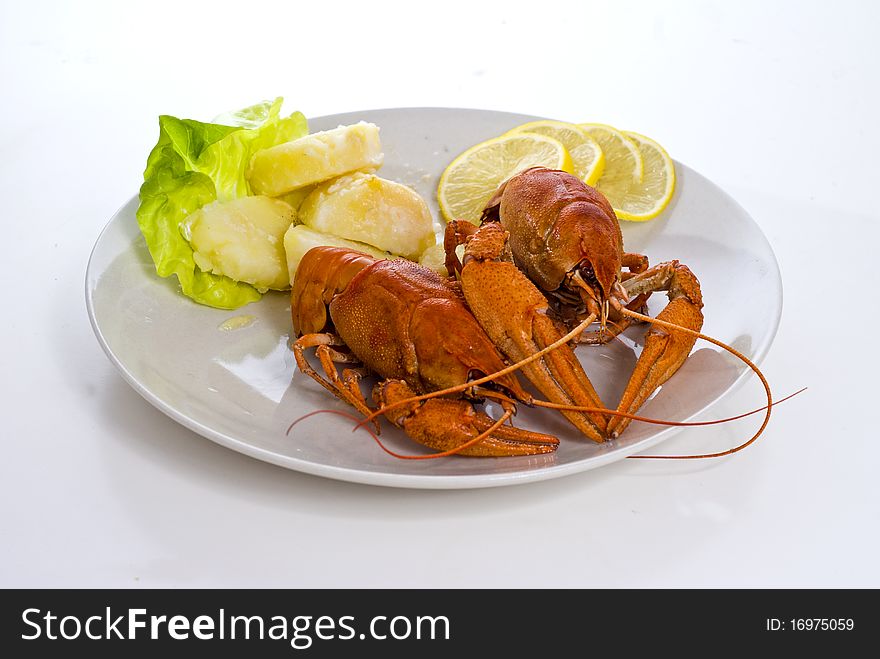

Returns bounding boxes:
[85,106,783,490]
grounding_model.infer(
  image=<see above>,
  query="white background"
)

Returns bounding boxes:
[2,0,878,587]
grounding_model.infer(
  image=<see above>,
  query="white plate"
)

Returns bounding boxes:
[86,107,782,489]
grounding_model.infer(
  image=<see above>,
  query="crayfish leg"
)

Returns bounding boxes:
[293,333,380,433]
[443,219,480,277]
[622,252,649,274]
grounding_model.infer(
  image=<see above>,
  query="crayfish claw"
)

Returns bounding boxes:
[608,263,704,438]
[374,380,557,457]
[455,224,610,442]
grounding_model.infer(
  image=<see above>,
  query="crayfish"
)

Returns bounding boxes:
[290,167,776,459]
[446,167,707,438]
[290,245,608,456]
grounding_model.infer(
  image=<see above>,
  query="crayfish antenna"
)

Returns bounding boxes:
[531,387,805,458]
[349,306,785,460]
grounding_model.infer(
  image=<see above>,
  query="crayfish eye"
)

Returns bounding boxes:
[579,264,601,294]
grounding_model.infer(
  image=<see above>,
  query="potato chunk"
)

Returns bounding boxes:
[188,196,296,292]
[284,225,392,287]
[418,242,449,275]
[276,184,316,211]
[298,173,435,260]
[247,122,383,197]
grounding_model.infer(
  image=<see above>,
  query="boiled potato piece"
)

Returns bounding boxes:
[284,224,392,287]
[298,173,435,260]
[276,184,316,211]
[418,242,448,275]
[188,196,295,292]
[248,122,383,197]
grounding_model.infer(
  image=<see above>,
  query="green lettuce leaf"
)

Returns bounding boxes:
[136,98,308,309]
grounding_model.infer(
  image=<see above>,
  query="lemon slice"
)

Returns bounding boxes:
[579,123,644,205]
[505,120,604,185]
[609,131,675,221]
[438,133,573,224]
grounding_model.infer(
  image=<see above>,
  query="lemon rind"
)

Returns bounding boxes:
[579,122,645,184]
[613,130,676,222]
